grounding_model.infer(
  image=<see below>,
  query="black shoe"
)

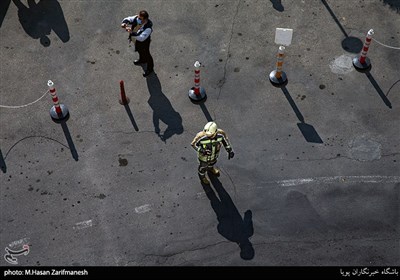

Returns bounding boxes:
[143,69,154,77]
[134,59,144,65]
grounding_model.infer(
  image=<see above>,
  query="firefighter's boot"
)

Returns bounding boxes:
[199,174,210,185]
[209,167,220,177]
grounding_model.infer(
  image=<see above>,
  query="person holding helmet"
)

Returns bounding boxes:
[121,10,154,77]
[191,122,235,185]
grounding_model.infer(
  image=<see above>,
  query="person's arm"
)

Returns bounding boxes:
[121,15,138,29]
[218,129,235,159]
[191,132,207,154]
[132,28,152,42]
[191,132,203,151]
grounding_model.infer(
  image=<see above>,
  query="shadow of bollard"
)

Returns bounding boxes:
[320,0,363,53]
[281,86,305,123]
[60,120,79,161]
[365,71,393,109]
[297,123,324,144]
[281,86,324,143]
[0,149,6,173]
[199,102,213,122]
[124,104,139,131]
[118,80,139,131]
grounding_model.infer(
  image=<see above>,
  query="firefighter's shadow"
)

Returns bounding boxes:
[203,174,255,260]
[12,0,69,47]
[146,74,183,143]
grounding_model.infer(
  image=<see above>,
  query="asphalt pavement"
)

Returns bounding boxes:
[0,0,399,266]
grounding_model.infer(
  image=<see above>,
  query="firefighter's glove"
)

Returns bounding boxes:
[228,150,235,160]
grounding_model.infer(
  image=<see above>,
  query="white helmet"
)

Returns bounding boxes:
[204,122,218,138]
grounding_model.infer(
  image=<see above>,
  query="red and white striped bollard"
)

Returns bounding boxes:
[188,61,207,103]
[47,80,69,122]
[353,29,374,72]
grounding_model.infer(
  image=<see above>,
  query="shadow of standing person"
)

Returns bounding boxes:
[270,0,284,12]
[0,0,11,29]
[12,0,69,47]
[203,174,255,260]
[382,0,400,12]
[146,73,183,143]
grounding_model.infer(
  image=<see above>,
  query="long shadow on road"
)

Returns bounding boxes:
[0,0,11,29]
[60,120,79,161]
[203,174,255,260]
[12,0,69,47]
[320,0,363,53]
[381,0,400,12]
[0,149,6,173]
[199,103,213,122]
[270,0,284,12]
[365,71,392,109]
[281,86,323,144]
[123,104,139,131]
[146,73,183,143]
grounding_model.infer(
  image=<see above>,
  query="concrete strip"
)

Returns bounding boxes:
[73,220,93,230]
[135,204,151,214]
[276,176,400,187]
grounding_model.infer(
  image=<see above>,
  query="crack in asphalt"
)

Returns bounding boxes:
[253,237,399,247]
[103,128,198,136]
[271,153,399,162]
[216,0,241,101]
[221,166,238,199]
[129,236,397,263]
[3,135,70,159]
[142,240,230,259]
[126,259,138,265]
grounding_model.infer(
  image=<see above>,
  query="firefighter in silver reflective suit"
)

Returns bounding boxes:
[191,122,235,185]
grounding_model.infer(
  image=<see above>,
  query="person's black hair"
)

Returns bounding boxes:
[139,10,149,19]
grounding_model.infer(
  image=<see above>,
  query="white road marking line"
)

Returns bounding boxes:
[196,192,205,199]
[73,219,93,230]
[195,176,400,198]
[274,176,400,187]
[135,204,151,214]
[279,178,315,187]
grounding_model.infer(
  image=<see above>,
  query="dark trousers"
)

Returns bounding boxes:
[198,160,217,178]
[137,41,154,72]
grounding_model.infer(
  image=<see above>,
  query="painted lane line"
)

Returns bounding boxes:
[135,204,151,214]
[279,178,315,187]
[194,176,400,199]
[274,176,400,187]
[73,219,93,230]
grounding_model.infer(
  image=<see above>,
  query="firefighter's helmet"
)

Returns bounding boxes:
[204,122,218,138]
